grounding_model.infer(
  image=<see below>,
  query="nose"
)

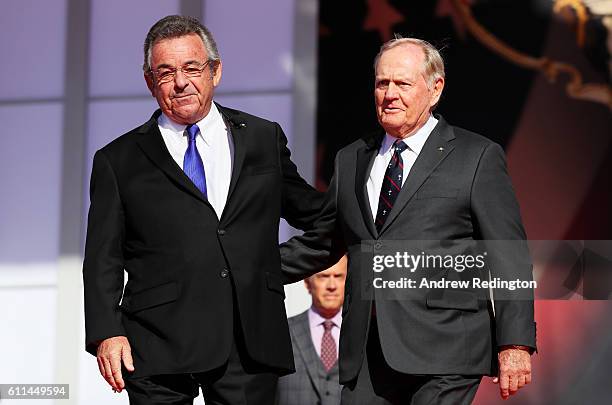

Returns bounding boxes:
[385,82,399,100]
[173,69,189,91]
[327,278,338,291]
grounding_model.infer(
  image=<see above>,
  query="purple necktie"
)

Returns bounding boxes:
[183,124,207,198]
[375,139,408,232]
[320,320,337,372]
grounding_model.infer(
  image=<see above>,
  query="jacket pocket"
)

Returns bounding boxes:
[425,290,478,312]
[265,272,285,298]
[122,281,179,313]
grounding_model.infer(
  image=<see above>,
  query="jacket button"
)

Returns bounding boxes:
[374,242,382,250]
[217,229,226,236]
[220,269,230,278]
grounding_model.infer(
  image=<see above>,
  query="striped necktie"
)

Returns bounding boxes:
[375,139,408,232]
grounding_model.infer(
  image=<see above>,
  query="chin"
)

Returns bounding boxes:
[381,124,402,135]
[381,116,402,126]
[173,110,200,122]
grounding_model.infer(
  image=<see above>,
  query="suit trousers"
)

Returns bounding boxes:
[341,316,482,405]
[125,336,278,405]
[125,283,278,405]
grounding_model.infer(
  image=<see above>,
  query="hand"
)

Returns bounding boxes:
[493,347,532,400]
[96,336,135,393]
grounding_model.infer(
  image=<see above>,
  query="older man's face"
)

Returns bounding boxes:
[374,44,443,138]
[145,33,221,125]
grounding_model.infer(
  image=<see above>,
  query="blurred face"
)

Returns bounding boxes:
[374,44,444,138]
[305,255,347,318]
[145,34,222,125]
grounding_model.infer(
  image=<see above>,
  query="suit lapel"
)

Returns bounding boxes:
[135,110,210,205]
[217,104,247,207]
[355,132,384,239]
[293,312,322,395]
[378,116,456,234]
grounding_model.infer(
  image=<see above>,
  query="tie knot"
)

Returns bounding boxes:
[186,124,199,141]
[323,320,334,331]
[394,139,408,154]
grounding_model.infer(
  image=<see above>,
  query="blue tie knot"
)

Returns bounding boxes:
[394,139,408,154]
[186,124,199,141]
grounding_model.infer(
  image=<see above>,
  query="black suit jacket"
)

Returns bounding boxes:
[281,115,537,383]
[83,104,323,378]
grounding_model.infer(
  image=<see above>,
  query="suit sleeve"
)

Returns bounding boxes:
[470,143,537,351]
[82,150,126,355]
[280,152,345,284]
[276,122,325,231]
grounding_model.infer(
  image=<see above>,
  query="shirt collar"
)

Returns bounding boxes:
[381,114,438,156]
[308,306,342,329]
[157,102,223,146]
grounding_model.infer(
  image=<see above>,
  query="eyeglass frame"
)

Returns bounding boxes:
[147,59,215,84]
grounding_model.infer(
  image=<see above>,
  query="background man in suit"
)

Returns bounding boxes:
[277,255,347,405]
[281,38,536,404]
[83,15,323,405]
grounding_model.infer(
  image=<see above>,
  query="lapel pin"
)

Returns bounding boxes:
[437,147,445,152]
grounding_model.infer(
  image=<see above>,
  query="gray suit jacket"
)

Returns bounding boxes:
[277,310,341,405]
[281,115,537,384]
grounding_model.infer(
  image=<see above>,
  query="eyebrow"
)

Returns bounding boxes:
[153,60,202,69]
[375,76,414,83]
[153,63,172,70]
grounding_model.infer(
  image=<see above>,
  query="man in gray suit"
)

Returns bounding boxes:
[281,38,536,404]
[276,256,347,405]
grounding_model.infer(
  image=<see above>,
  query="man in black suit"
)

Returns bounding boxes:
[83,15,323,405]
[281,38,537,404]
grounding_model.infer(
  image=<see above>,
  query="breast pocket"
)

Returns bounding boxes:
[243,164,279,176]
[416,187,458,200]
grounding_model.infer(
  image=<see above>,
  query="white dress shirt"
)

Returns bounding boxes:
[308,307,342,358]
[366,115,438,219]
[158,103,234,219]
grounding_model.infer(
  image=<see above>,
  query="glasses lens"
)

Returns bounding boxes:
[154,61,208,83]
[156,69,175,83]
[183,64,203,77]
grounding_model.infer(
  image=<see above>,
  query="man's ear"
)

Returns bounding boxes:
[212,60,222,88]
[144,72,156,96]
[430,76,445,108]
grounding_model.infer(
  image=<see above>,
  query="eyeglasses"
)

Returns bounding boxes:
[150,60,212,84]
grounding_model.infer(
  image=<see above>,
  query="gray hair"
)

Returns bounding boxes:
[373,37,445,89]
[143,15,220,73]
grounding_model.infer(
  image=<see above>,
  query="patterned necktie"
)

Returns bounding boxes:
[320,320,337,372]
[375,139,408,232]
[183,124,207,198]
